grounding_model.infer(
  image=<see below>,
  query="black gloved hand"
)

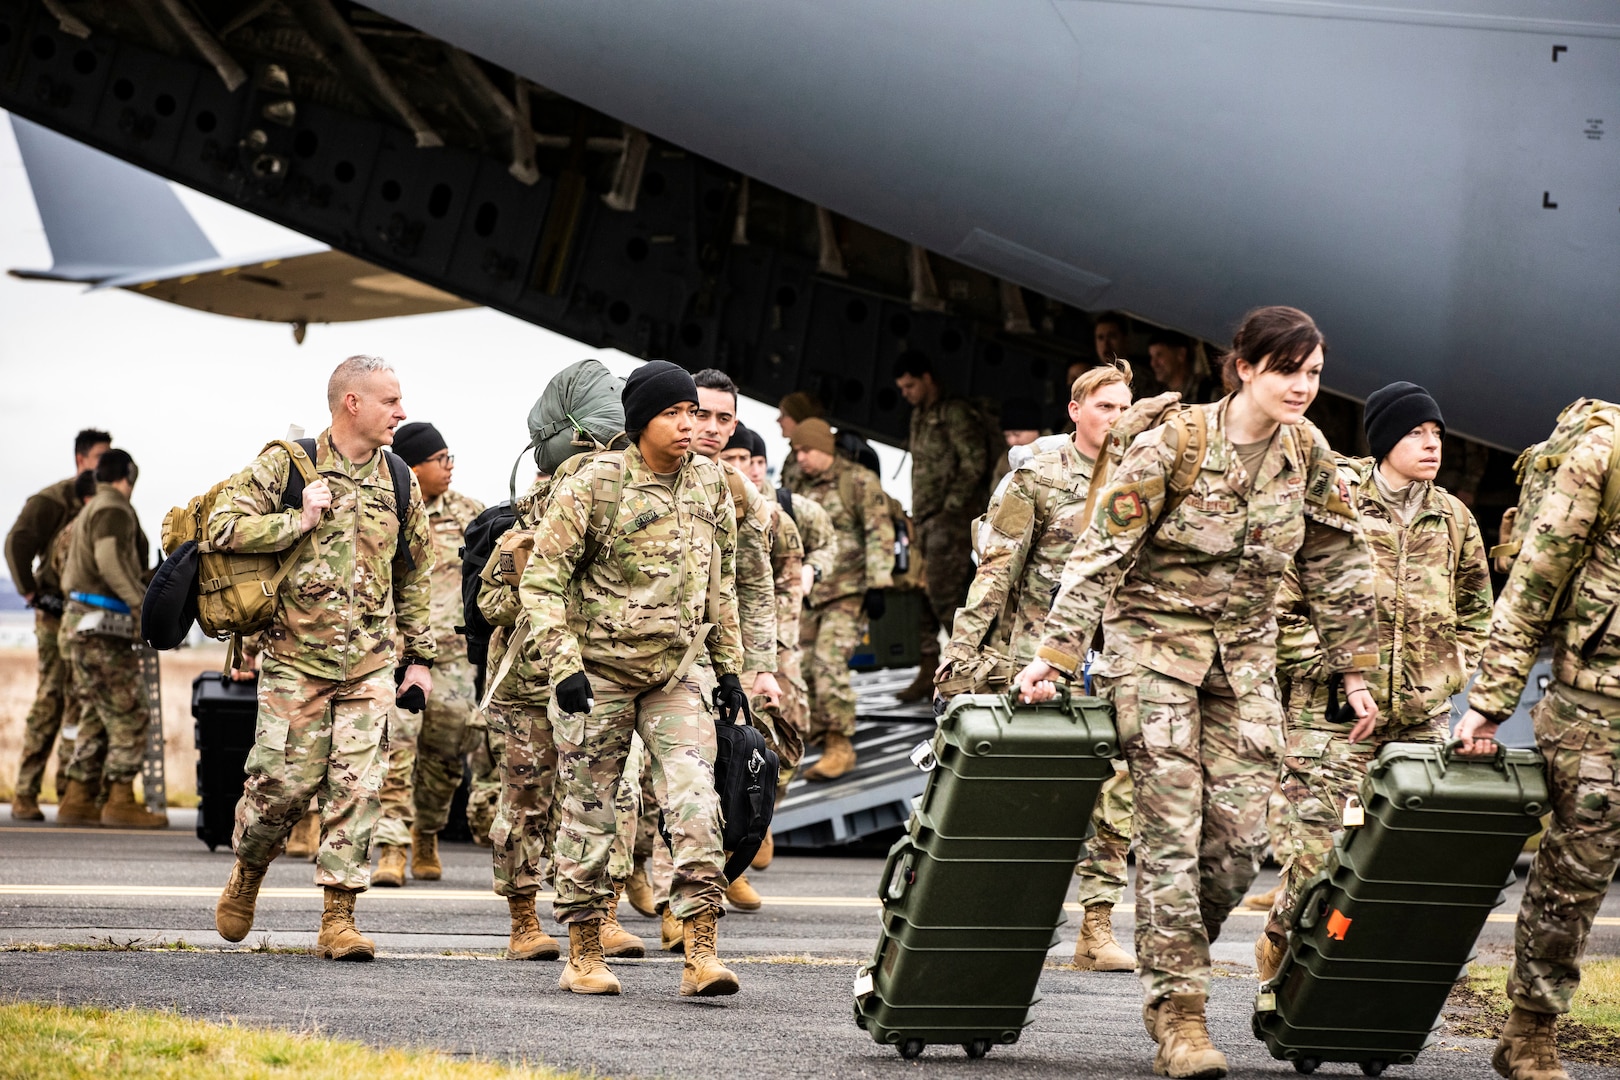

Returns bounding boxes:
[556,671,594,715]
[862,588,886,621]
[713,672,751,725]
[394,663,426,713]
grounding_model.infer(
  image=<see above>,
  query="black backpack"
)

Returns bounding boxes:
[456,501,518,677]
[659,694,780,880]
[836,429,882,475]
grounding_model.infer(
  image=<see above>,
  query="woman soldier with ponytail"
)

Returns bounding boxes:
[1015,306,1381,1079]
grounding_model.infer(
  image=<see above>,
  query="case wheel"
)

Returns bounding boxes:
[1293,1058,1320,1074]
[899,1039,925,1060]
[1360,1061,1387,1077]
[963,1040,990,1059]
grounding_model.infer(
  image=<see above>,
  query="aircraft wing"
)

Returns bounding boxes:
[7,115,475,329]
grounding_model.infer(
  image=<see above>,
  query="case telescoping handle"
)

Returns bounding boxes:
[1440,736,1507,773]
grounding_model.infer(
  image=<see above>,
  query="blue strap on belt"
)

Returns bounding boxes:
[70,591,131,614]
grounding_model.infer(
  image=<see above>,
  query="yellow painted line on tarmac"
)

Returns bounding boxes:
[4,886,1614,925]
[0,826,178,837]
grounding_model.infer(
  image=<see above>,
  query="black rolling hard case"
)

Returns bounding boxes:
[192,671,259,851]
[853,690,1119,1061]
[1254,740,1549,1076]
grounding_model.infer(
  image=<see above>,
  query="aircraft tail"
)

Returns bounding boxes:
[8,114,217,283]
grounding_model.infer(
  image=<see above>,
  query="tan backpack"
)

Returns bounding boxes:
[1077,392,1209,531]
[160,439,319,640]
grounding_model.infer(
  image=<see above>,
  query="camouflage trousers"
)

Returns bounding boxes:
[62,627,148,786]
[232,656,392,891]
[467,725,505,844]
[551,670,726,924]
[803,595,865,739]
[1104,662,1281,1002]
[1266,702,1446,938]
[1074,761,1134,908]
[14,611,76,798]
[1508,682,1620,1016]
[777,641,810,744]
[487,697,558,898]
[374,654,480,846]
[914,512,975,635]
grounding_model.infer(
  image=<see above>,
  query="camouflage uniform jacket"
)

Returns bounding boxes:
[800,457,895,606]
[718,460,780,672]
[481,474,552,707]
[61,483,149,617]
[1276,458,1492,723]
[908,395,988,521]
[423,488,486,661]
[1472,422,1620,717]
[207,428,436,682]
[790,492,838,592]
[767,496,805,653]
[944,439,1094,666]
[5,476,79,599]
[1036,398,1379,696]
[519,444,742,689]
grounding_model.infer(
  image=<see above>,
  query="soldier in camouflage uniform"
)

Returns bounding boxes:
[776,391,825,496]
[6,429,109,820]
[212,356,436,962]
[371,423,486,887]
[938,361,1137,973]
[893,352,990,701]
[1457,403,1620,1080]
[1257,384,1492,978]
[793,417,895,780]
[1017,308,1379,1078]
[58,450,161,830]
[519,360,741,998]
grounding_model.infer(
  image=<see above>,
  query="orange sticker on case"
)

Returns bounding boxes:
[1326,909,1353,941]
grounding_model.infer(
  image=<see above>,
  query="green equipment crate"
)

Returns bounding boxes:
[849,587,925,670]
[854,691,1119,1060]
[1254,740,1548,1076]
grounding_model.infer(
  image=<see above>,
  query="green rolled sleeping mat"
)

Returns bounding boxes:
[1254,740,1549,1076]
[853,691,1119,1060]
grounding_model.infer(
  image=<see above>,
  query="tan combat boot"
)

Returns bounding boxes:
[726,873,763,912]
[411,828,442,880]
[215,860,268,942]
[317,887,375,961]
[1493,1006,1570,1080]
[680,909,740,996]
[751,828,774,870]
[894,661,937,704]
[559,920,621,995]
[100,780,168,829]
[1254,931,1285,983]
[600,881,647,958]
[373,845,407,888]
[803,732,855,781]
[54,778,101,826]
[11,794,43,821]
[624,861,657,918]
[506,895,561,960]
[1144,993,1228,1078]
[1074,903,1134,971]
[660,904,685,953]
[284,810,319,860]
[1241,883,1281,911]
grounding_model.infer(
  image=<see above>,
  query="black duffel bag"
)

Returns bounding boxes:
[142,539,200,649]
[659,686,780,881]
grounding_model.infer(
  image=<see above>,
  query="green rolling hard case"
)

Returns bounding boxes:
[1253,740,1549,1076]
[853,691,1119,1060]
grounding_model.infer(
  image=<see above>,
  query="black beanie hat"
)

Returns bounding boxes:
[725,421,754,455]
[623,360,699,436]
[1364,382,1444,461]
[1000,397,1044,432]
[393,422,447,466]
[748,427,769,459]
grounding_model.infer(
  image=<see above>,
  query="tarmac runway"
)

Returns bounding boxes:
[2,808,1616,1079]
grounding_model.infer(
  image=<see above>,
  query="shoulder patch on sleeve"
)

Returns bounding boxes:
[1305,456,1357,520]
[1102,478,1163,534]
[989,487,1035,540]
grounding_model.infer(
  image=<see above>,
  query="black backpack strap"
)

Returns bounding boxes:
[280,438,319,510]
[383,450,417,574]
[775,484,795,523]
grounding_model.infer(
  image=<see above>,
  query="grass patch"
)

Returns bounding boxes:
[0,1000,588,1079]
[1448,960,1620,1067]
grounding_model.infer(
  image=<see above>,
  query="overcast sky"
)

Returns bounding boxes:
[0,111,911,583]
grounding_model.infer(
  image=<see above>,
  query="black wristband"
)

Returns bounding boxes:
[401,654,434,669]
